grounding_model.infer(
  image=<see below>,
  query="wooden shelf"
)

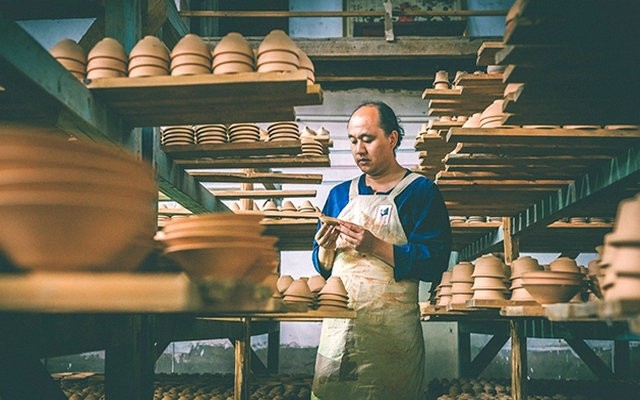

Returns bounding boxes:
[161,140,302,158]
[190,171,323,185]
[476,41,504,66]
[261,218,319,251]
[211,189,316,200]
[422,72,505,117]
[87,71,322,126]
[451,221,501,252]
[174,155,330,169]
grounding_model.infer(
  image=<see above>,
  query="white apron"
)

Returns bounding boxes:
[312,173,425,400]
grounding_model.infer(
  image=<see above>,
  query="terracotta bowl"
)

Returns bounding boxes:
[212,32,253,57]
[258,30,298,55]
[318,293,348,301]
[130,36,170,61]
[437,294,451,307]
[171,34,210,58]
[129,64,169,78]
[298,51,314,72]
[520,282,582,304]
[472,276,507,289]
[50,38,86,63]
[212,52,255,67]
[440,270,452,285]
[88,37,127,61]
[472,254,505,277]
[165,242,263,282]
[320,276,348,296]
[257,50,300,66]
[471,289,505,300]
[171,53,211,66]
[56,57,86,71]
[451,282,473,293]
[510,287,536,302]
[86,68,126,79]
[213,61,255,74]
[521,270,583,282]
[171,64,211,76]
[284,279,312,298]
[277,275,294,293]
[511,255,542,277]
[610,195,640,243]
[439,285,452,296]
[128,55,169,69]
[308,275,327,292]
[257,62,299,73]
[450,261,474,282]
[604,276,640,300]
[451,293,473,303]
[611,246,640,274]
[549,257,580,272]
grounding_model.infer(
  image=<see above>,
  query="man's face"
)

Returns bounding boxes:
[347,105,397,177]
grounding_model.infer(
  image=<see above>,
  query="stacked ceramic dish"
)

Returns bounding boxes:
[317,276,350,311]
[0,124,157,271]
[257,30,300,73]
[298,51,315,85]
[212,32,255,74]
[158,214,278,282]
[471,254,508,300]
[275,274,294,298]
[282,278,314,306]
[520,268,584,305]
[161,125,195,146]
[298,200,315,213]
[449,262,474,304]
[436,271,453,307]
[301,138,324,156]
[479,100,505,128]
[50,38,86,80]
[433,70,449,90]
[467,216,486,224]
[171,34,211,76]
[87,37,127,79]
[280,201,297,212]
[267,121,300,141]
[228,123,260,143]
[261,200,278,212]
[509,256,543,302]
[601,194,640,300]
[450,216,467,225]
[128,36,170,78]
[194,124,228,144]
[462,113,482,128]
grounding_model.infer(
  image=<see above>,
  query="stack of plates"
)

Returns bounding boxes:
[317,276,350,311]
[283,278,313,305]
[300,138,324,156]
[228,123,260,143]
[195,124,228,144]
[267,121,300,142]
[0,124,157,271]
[158,214,278,283]
[467,216,487,224]
[161,125,195,146]
[298,200,315,213]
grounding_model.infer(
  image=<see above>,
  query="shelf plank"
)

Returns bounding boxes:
[447,128,640,145]
[190,171,323,184]
[174,155,330,169]
[476,41,504,66]
[210,189,317,199]
[261,218,318,251]
[467,299,538,309]
[161,140,302,158]
[87,72,322,126]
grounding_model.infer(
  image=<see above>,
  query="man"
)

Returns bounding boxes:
[311,101,452,400]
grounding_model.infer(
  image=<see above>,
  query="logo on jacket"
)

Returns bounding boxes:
[376,205,391,225]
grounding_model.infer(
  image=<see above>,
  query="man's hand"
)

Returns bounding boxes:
[337,220,380,254]
[315,222,340,250]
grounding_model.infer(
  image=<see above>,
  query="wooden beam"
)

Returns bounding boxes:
[190,171,323,184]
[0,1,103,19]
[210,190,317,200]
[105,0,143,52]
[183,10,508,18]
[476,41,504,66]
[174,155,330,169]
[563,338,615,380]
[510,320,527,400]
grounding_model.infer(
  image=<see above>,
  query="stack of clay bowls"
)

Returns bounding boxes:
[298,200,315,213]
[450,216,467,225]
[436,271,453,307]
[433,70,450,90]
[509,256,543,301]
[170,34,211,76]
[308,275,327,302]
[602,194,640,300]
[267,121,300,141]
[50,38,86,80]
[228,123,260,143]
[0,123,157,271]
[479,100,505,128]
[262,200,278,212]
[471,254,508,300]
[161,125,195,146]
[194,124,228,144]
[170,33,211,76]
[467,216,487,224]
[128,36,170,78]
[317,276,350,311]
[86,37,127,79]
[301,138,324,156]
[159,214,278,282]
[257,30,300,73]
[298,51,315,85]
[462,113,482,128]
[275,274,294,298]
[520,271,584,305]
[449,262,474,304]
[282,278,314,306]
[212,32,255,74]
[280,201,297,212]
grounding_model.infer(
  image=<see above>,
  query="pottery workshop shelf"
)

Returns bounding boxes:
[491,0,638,126]
[261,218,319,251]
[422,72,506,117]
[450,221,502,253]
[87,71,322,126]
[174,155,330,169]
[162,140,302,158]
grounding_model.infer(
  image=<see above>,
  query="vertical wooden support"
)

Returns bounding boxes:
[457,330,471,378]
[383,0,395,42]
[235,317,252,400]
[105,0,144,52]
[502,217,520,265]
[105,315,155,400]
[613,340,630,378]
[510,319,527,400]
[241,169,255,210]
[267,327,281,374]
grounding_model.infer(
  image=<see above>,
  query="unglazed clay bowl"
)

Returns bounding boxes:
[604,275,640,300]
[165,242,261,281]
[170,64,211,76]
[257,50,300,66]
[257,61,299,73]
[130,35,170,61]
[277,275,294,293]
[171,34,210,58]
[320,276,348,296]
[128,64,169,77]
[451,282,473,293]
[472,254,505,277]
[549,257,580,272]
[86,68,126,79]
[258,30,298,55]
[520,282,582,304]
[212,52,255,67]
[450,261,474,283]
[213,61,255,74]
[128,55,169,69]
[50,38,86,63]
[471,289,505,300]
[511,255,542,277]
[472,276,507,289]
[440,270,453,285]
[212,32,253,57]
[88,37,127,62]
[284,279,313,298]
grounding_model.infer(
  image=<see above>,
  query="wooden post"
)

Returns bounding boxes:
[383,0,395,42]
[241,169,255,210]
[502,217,520,265]
[614,340,630,379]
[234,317,252,400]
[510,319,527,400]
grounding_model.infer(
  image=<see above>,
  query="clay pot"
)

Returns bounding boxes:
[462,113,482,128]
[521,271,583,282]
[88,37,127,62]
[479,100,505,128]
[450,262,474,283]
[549,257,580,273]
[128,64,169,78]
[440,270,453,285]
[308,275,326,293]
[213,52,255,67]
[213,32,253,57]
[320,276,348,296]
[130,35,170,61]
[472,276,507,290]
[520,282,582,304]
[284,278,312,298]
[86,68,126,79]
[171,34,210,58]
[439,284,452,296]
[277,275,294,293]
[451,282,473,293]
[451,293,473,303]
[471,289,505,300]
[511,256,542,278]
[611,246,640,274]
[472,254,505,278]
[171,64,210,76]
[257,50,299,66]
[257,61,299,73]
[280,201,297,212]
[51,38,86,62]
[213,60,255,74]
[437,294,451,307]
[258,30,298,55]
[610,195,640,243]
[88,56,127,71]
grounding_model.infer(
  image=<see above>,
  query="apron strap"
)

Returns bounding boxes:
[388,172,422,200]
[348,176,360,200]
